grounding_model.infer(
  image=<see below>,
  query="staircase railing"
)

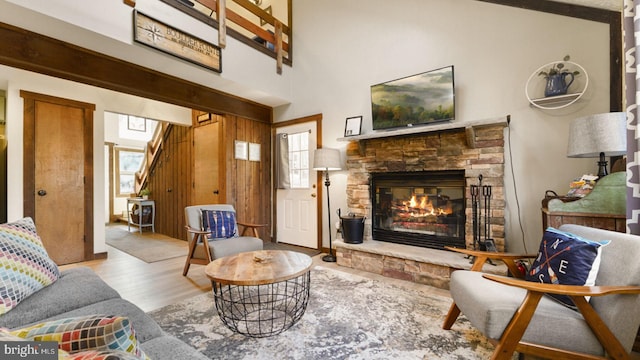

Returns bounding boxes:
[134,122,173,194]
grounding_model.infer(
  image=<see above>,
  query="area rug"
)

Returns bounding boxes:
[105,225,187,263]
[148,266,506,359]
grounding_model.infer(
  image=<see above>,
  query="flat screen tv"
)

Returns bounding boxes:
[371,65,455,130]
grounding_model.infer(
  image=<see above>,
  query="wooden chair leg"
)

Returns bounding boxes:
[442,302,462,330]
[201,234,213,263]
[491,291,543,360]
[183,233,200,276]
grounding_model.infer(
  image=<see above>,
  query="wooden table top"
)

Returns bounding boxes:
[205,250,313,286]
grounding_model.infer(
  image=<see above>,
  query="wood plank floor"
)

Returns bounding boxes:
[59,228,448,312]
[59,245,212,312]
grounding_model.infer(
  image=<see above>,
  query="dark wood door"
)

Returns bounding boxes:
[21,91,94,265]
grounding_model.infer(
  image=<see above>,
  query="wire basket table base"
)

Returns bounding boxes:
[212,271,311,338]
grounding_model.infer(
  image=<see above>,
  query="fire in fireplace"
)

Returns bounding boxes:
[371,170,465,249]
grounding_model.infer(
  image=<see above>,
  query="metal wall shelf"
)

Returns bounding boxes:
[525,60,588,110]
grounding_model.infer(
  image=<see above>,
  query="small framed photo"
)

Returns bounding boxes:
[249,143,261,162]
[344,116,362,137]
[128,116,146,132]
[235,140,248,160]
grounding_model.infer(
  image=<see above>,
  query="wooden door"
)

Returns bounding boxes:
[22,91,94,265]
[192,120,222,205]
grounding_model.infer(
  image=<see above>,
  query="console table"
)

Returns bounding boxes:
[127,198,155,233]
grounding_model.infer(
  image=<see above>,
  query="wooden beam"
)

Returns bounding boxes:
[217,0,226,48]
[0,22,271,122]
[275,20,283,74]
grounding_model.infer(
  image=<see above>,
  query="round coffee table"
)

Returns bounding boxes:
[205,250,313,338]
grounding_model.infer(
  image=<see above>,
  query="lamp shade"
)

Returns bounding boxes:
[313,148,341,171]
[567,112,627,158]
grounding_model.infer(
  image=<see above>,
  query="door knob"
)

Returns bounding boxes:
[37,189,47,196]
[311,193,317,198]
[213,190,220,195]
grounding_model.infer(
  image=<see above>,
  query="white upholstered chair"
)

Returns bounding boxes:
[183,204,264,276]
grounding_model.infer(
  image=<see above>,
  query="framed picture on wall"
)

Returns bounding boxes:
[344,116,362,137]
[128,116,146,132]
[249,143,261,162]
[235,140,248,160]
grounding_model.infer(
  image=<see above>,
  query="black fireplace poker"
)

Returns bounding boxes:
[470,175,496,264]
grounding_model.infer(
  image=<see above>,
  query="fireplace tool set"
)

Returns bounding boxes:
[470,175,497,263]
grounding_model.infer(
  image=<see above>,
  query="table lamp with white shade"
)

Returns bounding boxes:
[313,148,342,262]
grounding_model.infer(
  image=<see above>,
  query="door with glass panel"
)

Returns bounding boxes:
[276,122,318,248]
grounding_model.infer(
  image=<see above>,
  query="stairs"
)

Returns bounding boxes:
[134,123,172,194]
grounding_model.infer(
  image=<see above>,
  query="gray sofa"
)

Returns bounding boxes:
[0,266,208,360]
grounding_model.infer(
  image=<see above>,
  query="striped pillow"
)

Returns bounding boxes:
[201,210,237,239]
[0,217,60,314]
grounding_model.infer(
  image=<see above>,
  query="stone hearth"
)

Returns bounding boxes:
[335,117,509,287]
[335,238,507,289]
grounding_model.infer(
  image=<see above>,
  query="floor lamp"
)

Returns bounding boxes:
[313,148,342,262]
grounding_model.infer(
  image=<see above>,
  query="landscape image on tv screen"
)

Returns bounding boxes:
[371,66,454,130]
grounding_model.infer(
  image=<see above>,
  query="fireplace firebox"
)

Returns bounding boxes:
[371,170,465,250]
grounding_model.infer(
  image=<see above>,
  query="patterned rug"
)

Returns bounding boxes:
[148,266,504,359]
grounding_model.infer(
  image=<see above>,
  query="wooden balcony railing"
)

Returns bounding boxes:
[159,0,292,73]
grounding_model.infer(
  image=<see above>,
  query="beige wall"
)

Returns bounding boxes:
[276,0,612,253]
[0,0,616,254]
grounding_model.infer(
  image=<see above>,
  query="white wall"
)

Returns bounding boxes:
[276,0,611,253]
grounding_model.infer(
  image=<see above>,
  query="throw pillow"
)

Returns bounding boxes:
[201,210,237,239]
[66,350,144,360]
[1,327,70,359]
[0,217,60,315]
[526,227,609,308]
[11,315,149,360]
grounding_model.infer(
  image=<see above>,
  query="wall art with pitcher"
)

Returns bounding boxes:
[525,55,589,110]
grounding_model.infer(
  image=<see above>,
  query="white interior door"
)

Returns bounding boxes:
[276,122,318,248]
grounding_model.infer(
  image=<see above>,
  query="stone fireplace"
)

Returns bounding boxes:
[335,118,509,288]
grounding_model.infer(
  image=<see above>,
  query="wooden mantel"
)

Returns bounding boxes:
[339,115,509,155]
[338,115,509,143]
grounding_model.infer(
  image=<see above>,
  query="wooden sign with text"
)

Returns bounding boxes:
[134,11,221,73]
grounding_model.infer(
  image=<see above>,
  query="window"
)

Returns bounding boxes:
[288,131,309,188]
[116,148,145,197]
